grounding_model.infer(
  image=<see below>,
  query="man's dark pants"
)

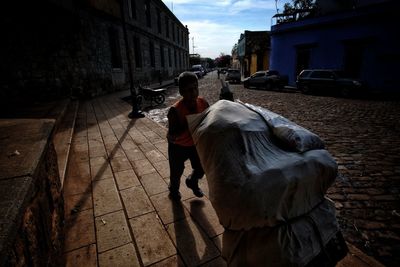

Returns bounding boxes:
[168,142,204,192]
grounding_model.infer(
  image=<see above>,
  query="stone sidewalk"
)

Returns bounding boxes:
[62,90,384,267]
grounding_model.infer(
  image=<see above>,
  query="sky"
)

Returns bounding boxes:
[161,0,286,59]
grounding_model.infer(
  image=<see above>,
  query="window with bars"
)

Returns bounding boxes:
[108,28,122,69]
[160,45,165,67]
[157,9,161,34]
[129,0,136,19]
[149,41,155,67]
[145,0,151,28]
[172,23,175,41]
[134,36,142,68]
[174,49,177,67]
[165,17,169,38]
[168,48,171,67]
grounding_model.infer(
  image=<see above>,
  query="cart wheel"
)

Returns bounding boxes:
[154,94,165,105]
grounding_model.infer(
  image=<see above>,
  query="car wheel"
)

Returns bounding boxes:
[340,87,351,98]
[243,82,249,88]
[301,85,312,94]
[265,82,272,90]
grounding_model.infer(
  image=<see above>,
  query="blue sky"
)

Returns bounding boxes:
[161,0,286,59]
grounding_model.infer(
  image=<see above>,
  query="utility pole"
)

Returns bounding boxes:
[192,36,196,54]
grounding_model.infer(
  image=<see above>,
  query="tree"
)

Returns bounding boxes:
[282,0,317,20]
[204,57,215,68]
[214,53,231,68]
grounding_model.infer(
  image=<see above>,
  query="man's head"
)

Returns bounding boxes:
[178,71,198,94]
[178,71,199,108]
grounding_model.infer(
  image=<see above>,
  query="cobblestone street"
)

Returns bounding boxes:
[165,71,398,266]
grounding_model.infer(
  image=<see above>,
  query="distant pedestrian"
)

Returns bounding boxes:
[167,71,209,200]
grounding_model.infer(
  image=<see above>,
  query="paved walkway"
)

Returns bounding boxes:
[63,90,384,266]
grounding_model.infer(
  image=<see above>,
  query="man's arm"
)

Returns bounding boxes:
[167,107,186,139]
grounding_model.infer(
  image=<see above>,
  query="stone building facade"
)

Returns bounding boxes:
[237,31,270,78]
[231,44,240,70]
[1,0,189,108]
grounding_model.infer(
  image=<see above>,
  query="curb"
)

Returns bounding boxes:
[53,99,79,188]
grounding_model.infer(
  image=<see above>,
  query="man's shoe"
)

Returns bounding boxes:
[185,178,204,198]
[168,190,181,201]
[128,112,145,118]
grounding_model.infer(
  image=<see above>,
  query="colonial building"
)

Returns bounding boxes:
[1,0,189,108]
[270,0,398,93]
[237,30,270,78]
[231,44,240,70]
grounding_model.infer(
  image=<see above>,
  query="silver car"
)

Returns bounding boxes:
[225,69,241,83]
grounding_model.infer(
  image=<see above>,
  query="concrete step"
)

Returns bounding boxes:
[338,243,386,267]
[53,99,79,188]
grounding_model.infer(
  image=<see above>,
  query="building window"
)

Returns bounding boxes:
[165,17,169,38]
[149,41,155,67]
[168,48,171,67]
[174,49,177,67]
[134,36,142,68]
[160,45,165,67]
[129,0,136,19]
[108,28,122,69]
[172,23,175,42]
[145,0,151,28]
[157,9,161,34]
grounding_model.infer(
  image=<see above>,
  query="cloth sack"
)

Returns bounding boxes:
[187,100,344,266]
[187,100,337,230]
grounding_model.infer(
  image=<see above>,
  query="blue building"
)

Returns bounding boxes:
[269,0,398,93]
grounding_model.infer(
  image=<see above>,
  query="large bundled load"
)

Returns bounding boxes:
[187,100,347,266]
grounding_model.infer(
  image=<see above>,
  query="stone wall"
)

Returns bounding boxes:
[1,2,118,106]
[0,119,64,267]
[1,0,190,111]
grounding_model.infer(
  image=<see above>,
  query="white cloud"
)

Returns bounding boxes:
[229,0,277,14]
[161,0,284,58]
[185,20,241,58]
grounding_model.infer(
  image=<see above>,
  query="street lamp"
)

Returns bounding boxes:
[119,0,144,119]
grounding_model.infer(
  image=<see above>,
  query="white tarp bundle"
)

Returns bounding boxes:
[187,100,340,266]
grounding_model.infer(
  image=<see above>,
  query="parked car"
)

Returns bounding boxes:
[296,69,365,97]
[225,69,241,83]
[243,70,288,90]
[190,66,204,78]
[191,65,206,77]
[220,67,228,74]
